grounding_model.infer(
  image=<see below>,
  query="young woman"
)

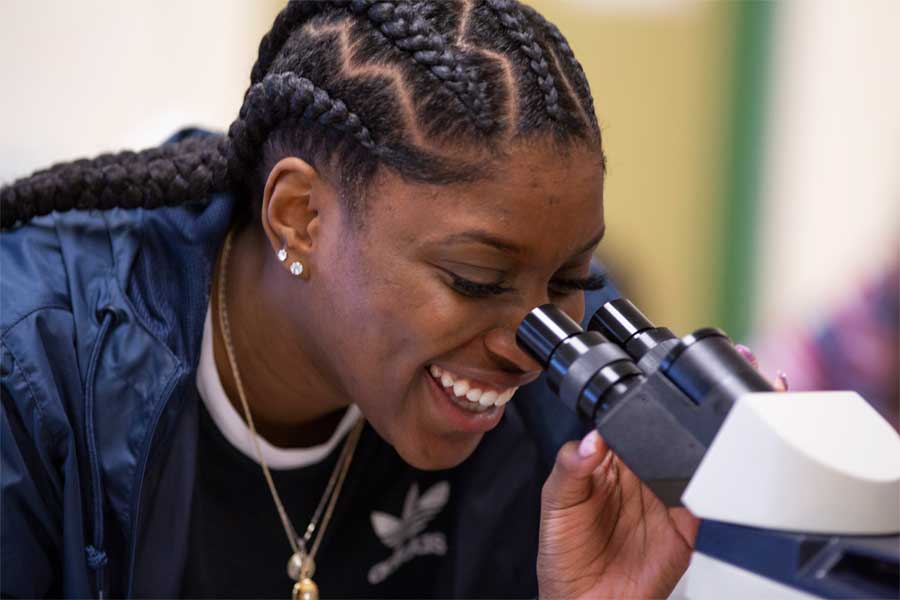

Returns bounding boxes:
[1,1,698,597]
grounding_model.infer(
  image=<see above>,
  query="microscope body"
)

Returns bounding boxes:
[517,300,900,599]
[676,389,899,599]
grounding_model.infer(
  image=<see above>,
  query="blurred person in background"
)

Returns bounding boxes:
[0,1,702,598]
[756,257,900,432]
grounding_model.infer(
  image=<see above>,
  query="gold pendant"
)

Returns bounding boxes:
[292,577,319,600]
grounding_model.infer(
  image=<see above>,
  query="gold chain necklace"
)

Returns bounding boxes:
[216,226,364,600]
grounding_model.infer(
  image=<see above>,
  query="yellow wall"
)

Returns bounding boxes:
[0,0,283,184]
[529,2,736,333]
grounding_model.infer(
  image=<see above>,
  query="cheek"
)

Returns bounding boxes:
[321,238,441,388]
[557,292,587,324]
[339,235,483,354]
[359,268,482,361]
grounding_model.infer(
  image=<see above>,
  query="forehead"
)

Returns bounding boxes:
[366,141,605,263]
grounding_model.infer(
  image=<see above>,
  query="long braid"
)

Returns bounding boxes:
[1,0,602,230]
[1,136,229,229]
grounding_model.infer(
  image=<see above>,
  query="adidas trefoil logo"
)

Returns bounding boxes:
[367,481,449,585]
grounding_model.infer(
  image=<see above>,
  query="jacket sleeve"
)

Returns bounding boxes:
[1,339,63,598]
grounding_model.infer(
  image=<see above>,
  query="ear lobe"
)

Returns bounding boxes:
[261,157,322,259]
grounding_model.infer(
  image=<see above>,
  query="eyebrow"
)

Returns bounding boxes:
[439,225,606,258]
[439,230,523,253]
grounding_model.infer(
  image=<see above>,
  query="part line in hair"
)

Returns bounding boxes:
[544,44,590,128]
[520,3,598,130]
[454,0,519,140]
[304,19,431,149]
[486,0,561,121]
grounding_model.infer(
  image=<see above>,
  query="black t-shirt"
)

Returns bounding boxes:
[181,402,544,598]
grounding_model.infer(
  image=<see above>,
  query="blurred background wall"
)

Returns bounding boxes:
[528,0,735,336]
[0,1,281,184]
[2,0,897,420]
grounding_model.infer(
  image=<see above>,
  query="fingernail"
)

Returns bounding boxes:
[735,344,759,367]
[578,430,599,458]
[776,369,789,390]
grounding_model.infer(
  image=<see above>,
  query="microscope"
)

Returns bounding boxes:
[516,299,900,599]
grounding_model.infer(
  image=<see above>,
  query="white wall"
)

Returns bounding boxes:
[0,0,280,183]
[754,0,900,330]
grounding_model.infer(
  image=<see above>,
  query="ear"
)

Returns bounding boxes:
[260,157,329,278]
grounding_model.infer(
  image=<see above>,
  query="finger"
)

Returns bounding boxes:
[735,343,789,391]
[669,507,701,547]
[542,429,610,511]
[734,343,759,370]
[774,369,789,392]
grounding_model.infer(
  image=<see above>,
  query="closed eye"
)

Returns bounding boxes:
[549,272,607,294]
[447,272,513,298]
[447,271,606,299]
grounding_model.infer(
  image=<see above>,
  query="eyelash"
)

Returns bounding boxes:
[448,273,512,297]
[448,272,607,299]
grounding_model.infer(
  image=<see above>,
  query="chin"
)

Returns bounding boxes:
[394,433,483,471]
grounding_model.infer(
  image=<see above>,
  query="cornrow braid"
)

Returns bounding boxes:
[231,71,478,192]
[484,0,561,121]
[358,1,495,132]
[229,72,377,180]
[1,136,229,229]
[251,1,495,133]
[2,0,604,230]
[520,4,598,131]
[250,0,327,87]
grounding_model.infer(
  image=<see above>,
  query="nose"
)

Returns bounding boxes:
[483,279,589,377]
[484,288,587,378]
[483,325,543,378]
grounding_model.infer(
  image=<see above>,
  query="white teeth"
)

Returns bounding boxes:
[479,390,498,406]
[428,365,519,408]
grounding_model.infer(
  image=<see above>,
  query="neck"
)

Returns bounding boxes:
[211,222,347,448]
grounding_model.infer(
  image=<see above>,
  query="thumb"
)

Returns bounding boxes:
[542,429,610,511]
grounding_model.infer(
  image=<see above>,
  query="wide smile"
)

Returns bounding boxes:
[422,364,519,434]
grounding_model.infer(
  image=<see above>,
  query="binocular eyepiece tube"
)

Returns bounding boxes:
[516,298,773,506]
[517,304,644,422]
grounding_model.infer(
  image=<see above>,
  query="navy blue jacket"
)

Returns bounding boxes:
[0,136,617,597]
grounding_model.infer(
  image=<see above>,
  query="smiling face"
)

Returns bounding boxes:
[260,137,604,469]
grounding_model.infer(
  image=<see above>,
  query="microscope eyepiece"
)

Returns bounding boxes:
[516,304,583,368]
[589,298,654,343]
[516,297,759,504]
[590,299,678,362]
[517,304,642,420]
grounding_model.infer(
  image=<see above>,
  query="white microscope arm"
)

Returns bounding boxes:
[672,390,900,599]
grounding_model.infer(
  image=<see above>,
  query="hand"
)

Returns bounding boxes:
[537,431,699,599]
[536,344,787,599]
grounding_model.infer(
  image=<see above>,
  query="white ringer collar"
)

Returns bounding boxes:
[196,305,361,470]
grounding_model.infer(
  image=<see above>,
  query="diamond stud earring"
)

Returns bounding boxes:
[277,247,288,262]
[290,261,304,277]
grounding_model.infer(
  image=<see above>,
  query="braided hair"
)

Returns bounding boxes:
[1,0,602,229]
